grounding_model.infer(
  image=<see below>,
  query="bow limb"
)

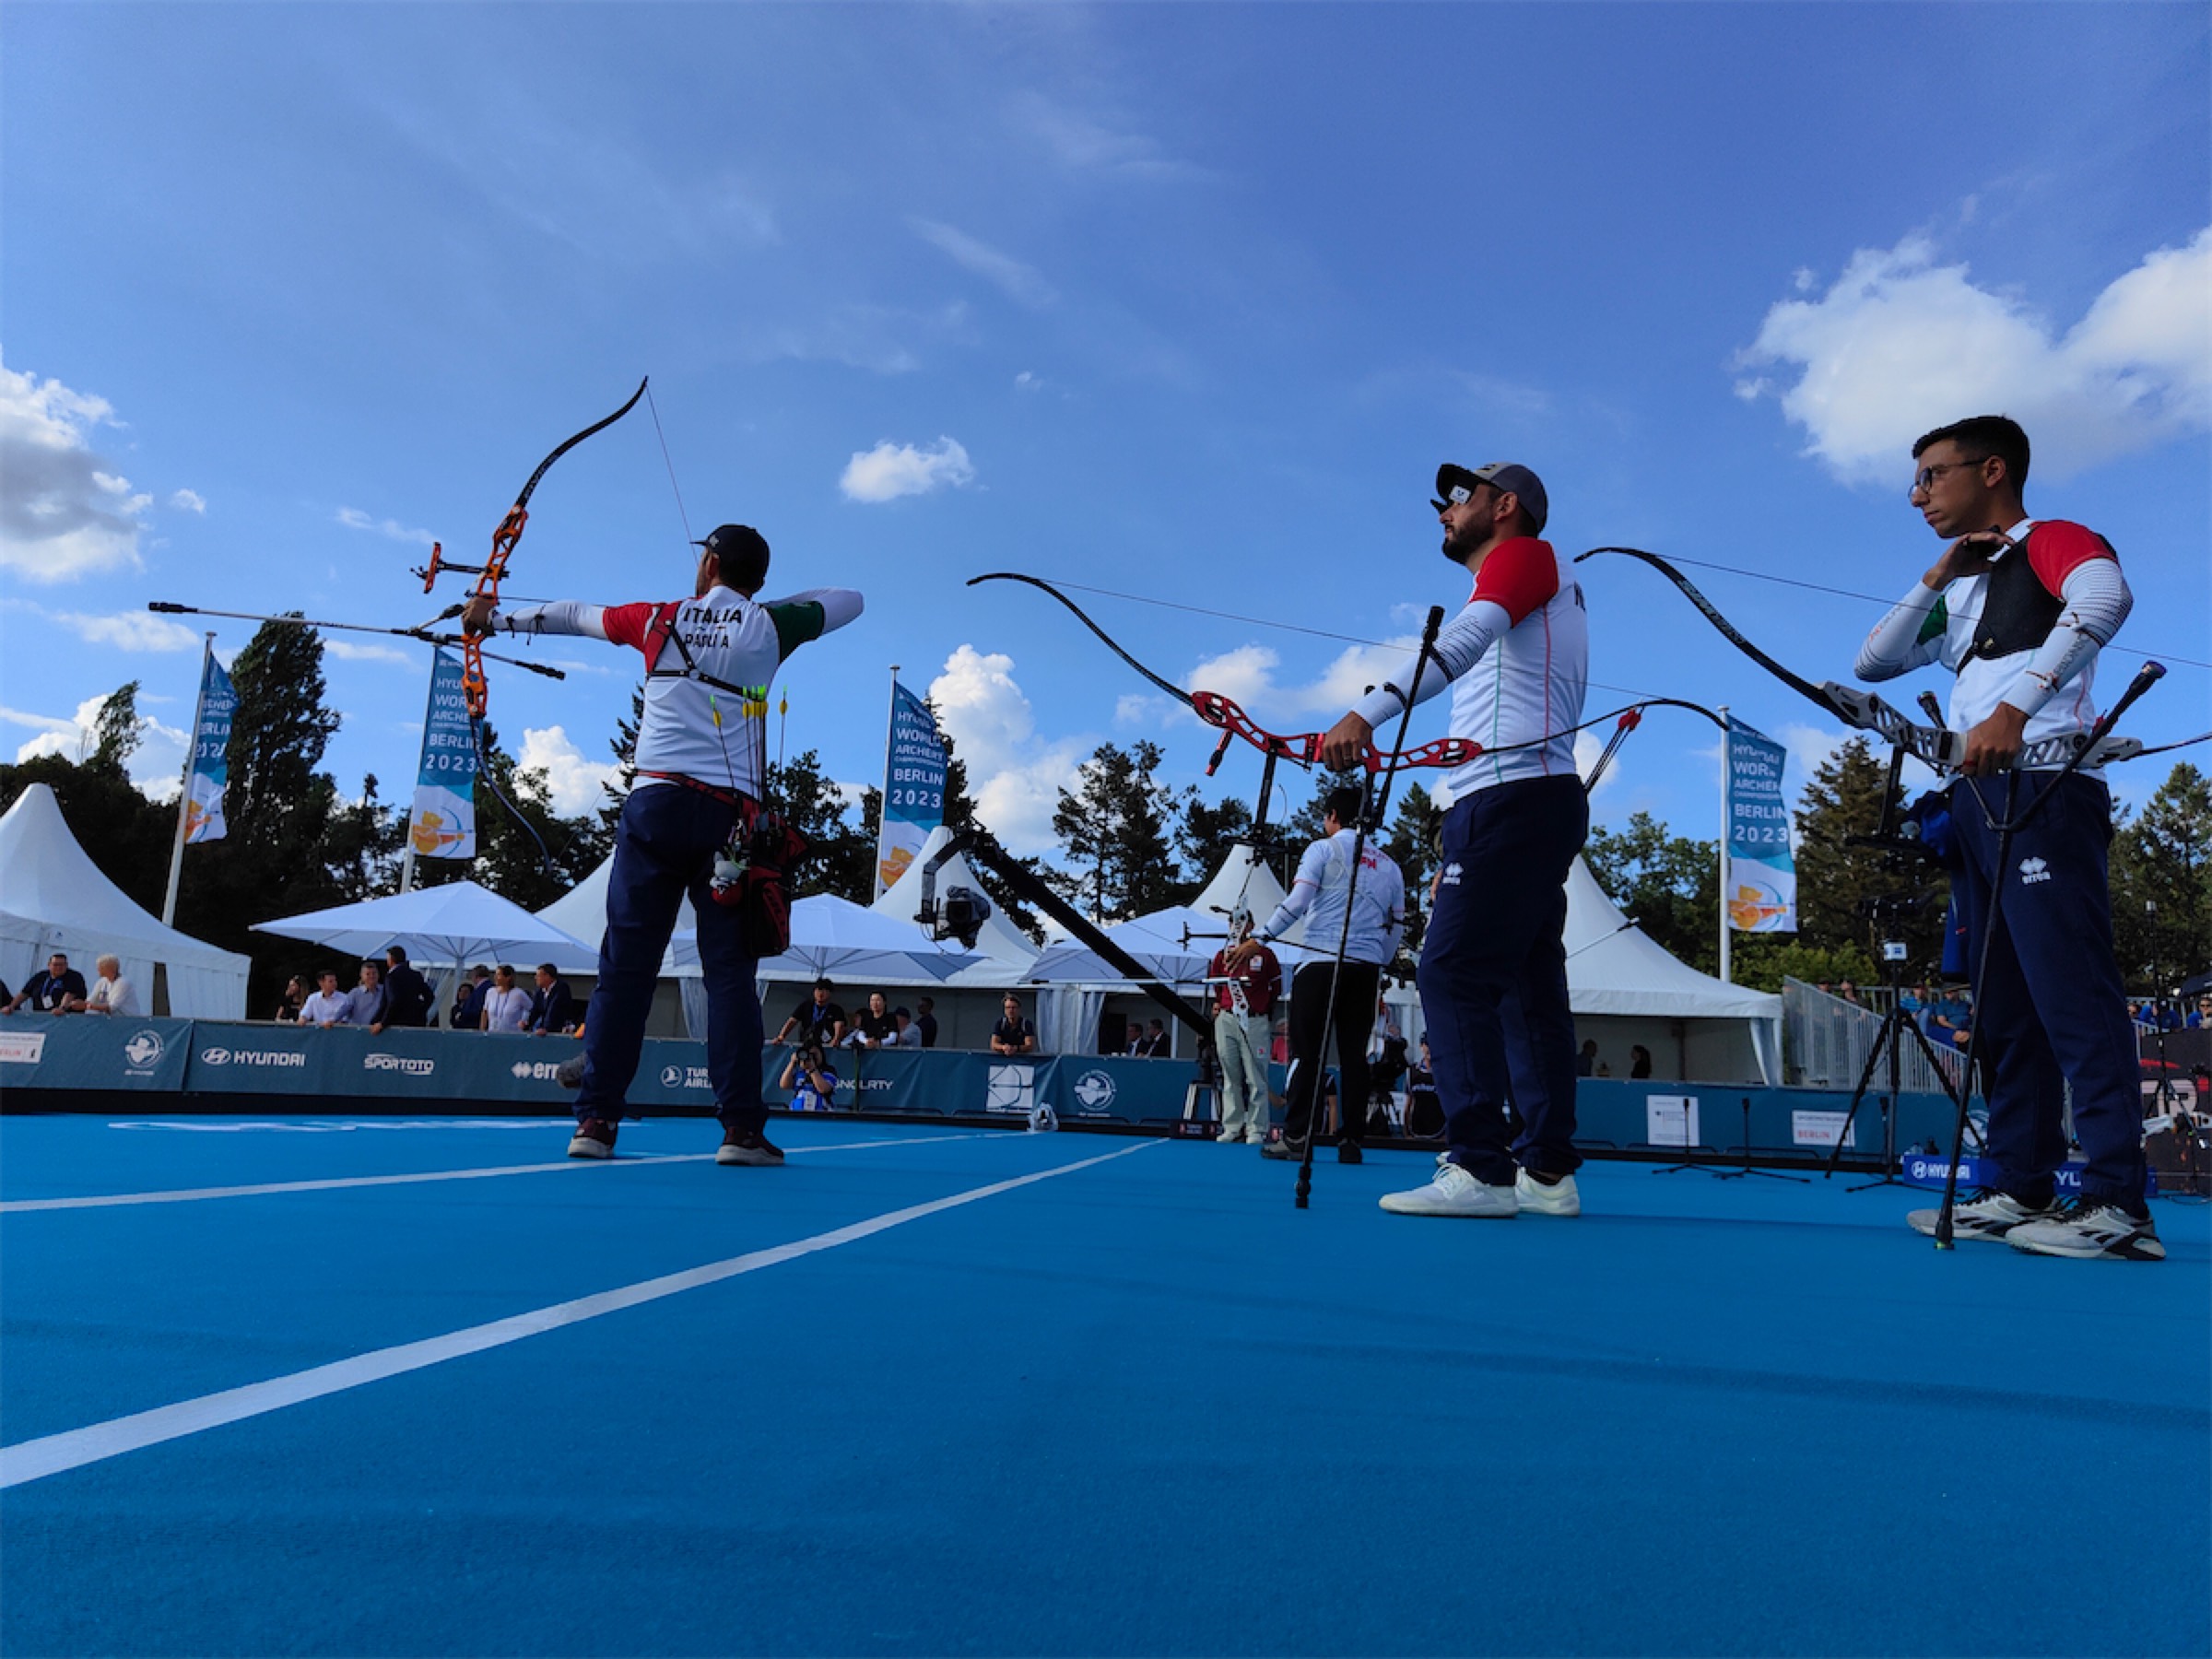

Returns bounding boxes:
[967,572,1195,710]
[1575,547,1842,715]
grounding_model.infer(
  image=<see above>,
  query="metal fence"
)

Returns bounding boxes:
[1783,977,1965,1096]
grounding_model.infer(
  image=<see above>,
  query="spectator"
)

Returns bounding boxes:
[74,955,139,1017]
[780,1043,840,1112]
[451,965,493,1031]
[1837,980,1863,1006]
[1901,982,1931,1019]
[1595,1061,1613,1078]
[848,992,897,1049]
[1405,1037,1444,1138]
[1575,1038,1598,1078]
[2191,997,2211,1030]
[527,964,579,1036]
[4,953,87,1016]
[301,970,350,1026]
[888,1006,922,1047]
[345,960,387,1030]
[914,995,938,1049]
[480,964,532,1034]
[1630,1043,1653,1079]
[1133,1018,1170,1058]
[991,994,1037,1055]
[1124,1021,1145,1056]
[1926,985,1971,1048]
[774,977,846,1048]
[1815,980,1834,998]
[381,947,433,1031]
[273,975,308,1022]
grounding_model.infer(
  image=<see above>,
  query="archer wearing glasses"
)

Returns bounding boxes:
[1854,412,2156,1263]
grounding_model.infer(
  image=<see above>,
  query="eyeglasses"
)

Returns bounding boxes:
[1909,458,1983,498]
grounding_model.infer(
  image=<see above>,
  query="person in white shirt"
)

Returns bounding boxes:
[73,955,139,1017]
[888,1007,923,1048]
[478,964,533,1034]
[300,971,351,1027]
[1231,784,1404,1165]
[466,521,861,1165]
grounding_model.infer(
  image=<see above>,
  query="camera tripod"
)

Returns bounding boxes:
[1823,947,1971,1190]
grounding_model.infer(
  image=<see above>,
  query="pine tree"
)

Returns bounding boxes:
[2110,762,2212,994]
[1384,782,1445,959]
[88,680,146,771]
[1787,736,1947,971]
[1051,741,1177,922]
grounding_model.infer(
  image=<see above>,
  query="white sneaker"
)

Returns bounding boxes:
[1905,1191,2060,1242]
[2005,1199,2165,1261]
[1380,1159,1517,1218]
[1514,1171,1581,1217]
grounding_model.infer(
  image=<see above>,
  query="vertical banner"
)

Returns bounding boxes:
[1724,716,1796,933]
[182,655,237,843]
[876,678,947,895]
[409,647,478,860]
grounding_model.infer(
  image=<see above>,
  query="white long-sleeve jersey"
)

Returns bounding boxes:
[1350,537,1588,795]
[1258,829,1406,968]
[1853,519,2128,770]
[492,583,862,797]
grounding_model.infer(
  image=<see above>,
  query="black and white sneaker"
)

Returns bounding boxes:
[1906,1191,2060,1242]
[2006,1198,2165,1261]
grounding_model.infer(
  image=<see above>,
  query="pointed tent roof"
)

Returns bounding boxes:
[0,782,251,1016]
[1562,858,1781,1020]
[1027,842,1331,986]
[869,825,1041,968]
[535,853,700,975]
[254,877,599,971]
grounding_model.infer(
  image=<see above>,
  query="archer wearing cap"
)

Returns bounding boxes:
[464,518,862,1168]
[1318,456,1591,1220]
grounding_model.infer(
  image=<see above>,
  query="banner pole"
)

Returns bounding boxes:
[874,665,900,897]
[160,633,216,926]
[1718,705,1732,985]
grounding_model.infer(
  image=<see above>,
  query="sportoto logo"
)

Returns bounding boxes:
[123,1030,165,1069]
[1072,1069,1118,1114]
[363,1053,435,1077]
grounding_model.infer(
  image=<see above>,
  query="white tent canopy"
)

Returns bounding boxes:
[534,854,697,977]
[254,879,598,977]
[869,824,1041,973]
[757,894,982,982]
[1029,843,1333,988]
[0,782,252,1017]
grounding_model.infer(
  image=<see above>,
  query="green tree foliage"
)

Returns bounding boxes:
[0,684,175,916]
[1583,810,1721,974]
[88,680,146,771]
[1174,794,1254,904]
[2110,763,2212,991]
[1383,781,1445,961]
[934,731,1046,943]
[1051,741,1178,922]
[1787,736,1947,975]
[762,748,875,904]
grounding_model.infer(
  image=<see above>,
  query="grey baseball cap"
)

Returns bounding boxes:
[1434,462,1547,535]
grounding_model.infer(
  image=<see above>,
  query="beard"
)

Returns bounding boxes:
[1440,522,1486,565]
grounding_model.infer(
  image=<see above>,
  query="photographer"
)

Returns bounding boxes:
[779,1043,840,1113]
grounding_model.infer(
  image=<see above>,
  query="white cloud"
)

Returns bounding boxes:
[1181,635,1425,726]
[1014,371,1045,393]
[517,724,619,817]
[169,488,206,514]
[840,436,976,503]
[335,507,438,546]
[1738,227,2212,483]
[1,598,200,653]
[0,357,150,583]
[927,643,1088,855]
[7,690,185,800]
[910,218,1056,308]
[1009,92,1205,182]
[325,639,418,667]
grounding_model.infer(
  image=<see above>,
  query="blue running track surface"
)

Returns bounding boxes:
[3,1113,2206,1656]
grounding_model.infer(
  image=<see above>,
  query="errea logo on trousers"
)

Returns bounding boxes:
[2018,857,2053,886]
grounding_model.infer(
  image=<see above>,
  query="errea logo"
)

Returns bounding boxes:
[2018,857,2052,886]
[1440,863,1463,888]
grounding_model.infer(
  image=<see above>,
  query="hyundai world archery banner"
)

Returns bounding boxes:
[409,647,478,860]
[182,654,237,844]
[875,678,947,896]
[1725,716,1796,933]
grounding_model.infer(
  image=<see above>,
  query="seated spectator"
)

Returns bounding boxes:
[1576,1038,1598,1077]
[451,965,493,1031]
[848,992,897,1049]
[345,960,387,1030]
[774,977,846,1048]
[991,994,1037,1055]
[889,1006,923,1048]
[301,970,350,1026]
[780,1043,839,1112]
[2192,996,2211,1030]
[1926,985,1971,1047]
[480,965,532,1034]
[1630,1043,1653,1079]
[1133,1018,1170,1058]
[74,955,138,1017]
[273,975,308,1022]
[380,947,433,1031]
[915,996,938,1049]
[527,963,578,1036]
[1901,982,1930,1019]
[4,953,87,1016]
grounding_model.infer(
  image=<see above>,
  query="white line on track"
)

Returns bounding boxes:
[0,1137,1159,1488]
[0,1132,991,1214]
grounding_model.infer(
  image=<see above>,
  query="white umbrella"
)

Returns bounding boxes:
[750,893,982,982]
[252,879,599,974]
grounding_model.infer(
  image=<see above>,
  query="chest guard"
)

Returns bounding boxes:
[1964,526,2075,664]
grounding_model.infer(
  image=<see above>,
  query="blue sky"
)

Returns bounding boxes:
[5,3,2206,862]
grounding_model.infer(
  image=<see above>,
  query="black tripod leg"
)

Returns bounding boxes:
[1824,1012,1894,1179]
